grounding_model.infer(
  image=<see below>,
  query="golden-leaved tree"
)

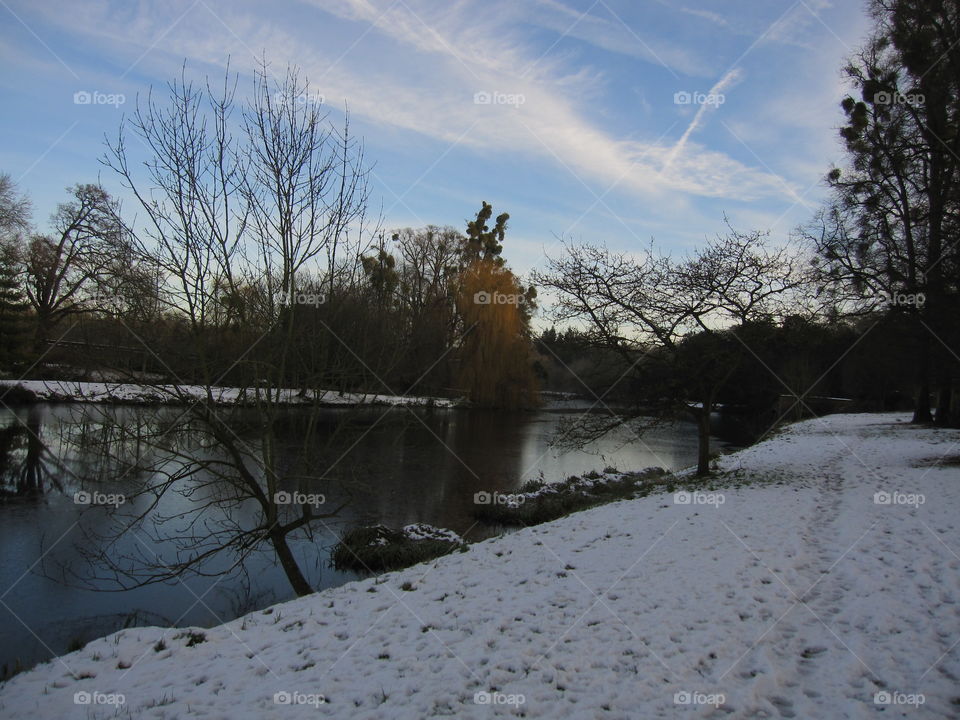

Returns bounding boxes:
[455,202,538,408]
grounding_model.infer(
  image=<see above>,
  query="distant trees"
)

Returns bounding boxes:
[813,0,960,425]
[392,225,461,388]
[302,203,540,407]
[537,225,808,475]
[0,174,30,234]
[23,184,125,348]
[0,174,31,369]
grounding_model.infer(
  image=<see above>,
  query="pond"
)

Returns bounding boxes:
[0,402,730,675]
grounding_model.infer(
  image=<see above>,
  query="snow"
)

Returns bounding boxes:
[2,413,959,718]
[400,524,465,545]
[0,380,456,408]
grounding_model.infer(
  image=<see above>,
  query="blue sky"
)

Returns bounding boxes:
[1,0,871,278]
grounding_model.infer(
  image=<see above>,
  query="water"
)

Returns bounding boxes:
[0,402,724,674]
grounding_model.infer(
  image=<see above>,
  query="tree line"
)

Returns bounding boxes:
[0,66,538,410]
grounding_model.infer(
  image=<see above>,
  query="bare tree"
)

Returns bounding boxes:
[536,225,808,475]
[23,184,124,347]
[79,61,375,596]
[0,173,31,236]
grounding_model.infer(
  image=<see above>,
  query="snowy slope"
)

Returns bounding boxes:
[1,413,958,718]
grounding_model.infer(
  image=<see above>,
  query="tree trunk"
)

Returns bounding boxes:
[912,331,933,423]
[33,314,51,355]
[935,376,952,427]
[696,408,711,477]
[271,531,313,597]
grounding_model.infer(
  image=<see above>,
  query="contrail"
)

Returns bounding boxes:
[661,68,743,175]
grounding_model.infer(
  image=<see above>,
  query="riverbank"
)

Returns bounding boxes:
[0,379,457,408]
[2,412,958,718]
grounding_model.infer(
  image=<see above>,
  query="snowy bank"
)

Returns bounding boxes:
[0,379,456,408]
[2,413,959,718]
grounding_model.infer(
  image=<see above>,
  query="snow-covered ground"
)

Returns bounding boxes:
[2,413,958,718]
[0,379,455,408]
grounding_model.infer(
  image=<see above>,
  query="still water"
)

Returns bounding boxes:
[0,402,724,674]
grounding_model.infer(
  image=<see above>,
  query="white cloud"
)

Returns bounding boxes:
[21,0,801,207]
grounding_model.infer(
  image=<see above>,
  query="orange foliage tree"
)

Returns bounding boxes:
[456,257,538,408]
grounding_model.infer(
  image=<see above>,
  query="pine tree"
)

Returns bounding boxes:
[0,240,30,369]
[465,201,508,264]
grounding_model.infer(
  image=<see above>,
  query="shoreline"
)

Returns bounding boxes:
[0,379,458,409]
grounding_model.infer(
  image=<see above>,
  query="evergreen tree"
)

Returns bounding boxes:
[465,201,508,263]
[0,240,30,369]
[819,0,960,424]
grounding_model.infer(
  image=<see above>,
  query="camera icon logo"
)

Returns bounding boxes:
[473,91,492,105]
[874,691,892,704]
[74,91,92,105]
[274,491,292,505]
[74,490,92,504]
[873,491,891,505]
[473,491,491,505]
[673,491,691,505]
[874,91,892,105]
[274,691,292,705]
[74,691,92,705]
[674,691,692,704]
[673,91,692,105]
[473,291,491,305]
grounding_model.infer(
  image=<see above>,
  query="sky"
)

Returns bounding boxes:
[1,0,873,281]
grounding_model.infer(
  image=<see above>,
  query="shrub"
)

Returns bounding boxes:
[472,467,669,526]
[0,384,37,405]
[332,524,466,572]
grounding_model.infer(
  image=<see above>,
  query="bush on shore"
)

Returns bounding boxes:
[472,467,670,526]
[332,523,467,572]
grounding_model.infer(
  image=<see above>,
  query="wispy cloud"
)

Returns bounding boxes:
[662,68,744,173]
[21,0,793,204]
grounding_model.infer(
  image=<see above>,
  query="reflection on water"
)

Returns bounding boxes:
[0,403,720,674]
